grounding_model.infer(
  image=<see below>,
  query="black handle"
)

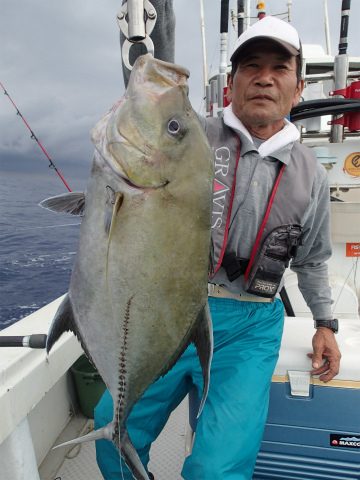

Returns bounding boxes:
[0,336,24,347]
[0,334,47,348]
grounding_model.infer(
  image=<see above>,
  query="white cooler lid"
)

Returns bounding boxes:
[273,317,360,385]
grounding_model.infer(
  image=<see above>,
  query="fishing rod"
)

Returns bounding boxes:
[0,81,72,192]
[218,0,230,110]
[0,334,47,349]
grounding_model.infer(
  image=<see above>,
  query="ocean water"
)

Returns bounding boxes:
[0,173,86,330]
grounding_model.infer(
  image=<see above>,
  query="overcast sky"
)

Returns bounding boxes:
[1,0,359,189]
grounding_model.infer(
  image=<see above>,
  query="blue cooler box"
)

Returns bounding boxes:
[253,317,360,480]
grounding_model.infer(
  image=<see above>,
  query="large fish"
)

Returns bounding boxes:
[40,54,214,479]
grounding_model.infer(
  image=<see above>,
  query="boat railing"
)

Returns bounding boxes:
[304,71,360,83]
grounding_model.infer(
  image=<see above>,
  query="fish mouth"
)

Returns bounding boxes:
[113,167,168,191]
[122,175,168,190]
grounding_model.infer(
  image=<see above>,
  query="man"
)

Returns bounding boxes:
[95,14,341,480]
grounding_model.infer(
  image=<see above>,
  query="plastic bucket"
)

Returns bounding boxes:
[71,355,106,418]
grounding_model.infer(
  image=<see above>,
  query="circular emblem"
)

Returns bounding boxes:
[332,439,339,445]
[344,152,360,177]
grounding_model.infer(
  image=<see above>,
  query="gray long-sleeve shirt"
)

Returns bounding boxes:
[200,115,333,321]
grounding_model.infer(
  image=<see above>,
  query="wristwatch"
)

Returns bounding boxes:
[314,319,339,334]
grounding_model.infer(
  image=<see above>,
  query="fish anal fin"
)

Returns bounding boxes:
[47,294,97,370]
[46,294,78,354]
[119,428,149,480]
[39,192,85,216]
[191,302,213,417]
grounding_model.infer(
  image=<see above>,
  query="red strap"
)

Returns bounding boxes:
[245,163,286,281]
[213,132,241,274]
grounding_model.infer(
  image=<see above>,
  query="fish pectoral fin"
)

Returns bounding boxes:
[46,294,77,354]
[191,301,213,417]
[105,191,124,235]
[39,192,85,216]
[52,423,113,450]
[120,428,149,480]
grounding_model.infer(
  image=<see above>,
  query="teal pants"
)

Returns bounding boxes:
[94,297,284,480]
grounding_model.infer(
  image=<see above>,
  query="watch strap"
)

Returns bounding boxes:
[314,319,339,334]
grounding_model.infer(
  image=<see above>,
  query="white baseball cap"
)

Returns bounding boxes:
[230,16,301,62]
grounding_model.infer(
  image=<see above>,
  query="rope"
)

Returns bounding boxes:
[65,422,95,459]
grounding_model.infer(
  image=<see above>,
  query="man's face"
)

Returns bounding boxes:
[227,40,303,135]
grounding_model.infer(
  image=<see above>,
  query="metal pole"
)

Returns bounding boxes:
[287,0,292,22]
[323,0,332,55]
[245,0,251,30]
[199,0,208,100]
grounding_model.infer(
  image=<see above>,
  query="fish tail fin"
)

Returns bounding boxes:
[119,428,149,480]
[52,423,113,450]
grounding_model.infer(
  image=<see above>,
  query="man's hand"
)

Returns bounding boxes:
[307,327,341,382]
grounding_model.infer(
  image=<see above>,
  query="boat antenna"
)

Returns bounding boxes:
[0,81,72,192]
[330,0,351,143]
[323,0,332,55]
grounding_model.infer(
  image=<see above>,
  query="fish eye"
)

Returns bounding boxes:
[168,119,180,133]
[167,117,187,138]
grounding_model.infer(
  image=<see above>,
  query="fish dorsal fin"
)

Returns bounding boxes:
[39,192,85,216]
[119,428,149,480]
[191,301,213,417]
[46,294,78,354]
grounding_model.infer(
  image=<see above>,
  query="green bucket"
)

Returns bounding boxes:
[71,355,106,419]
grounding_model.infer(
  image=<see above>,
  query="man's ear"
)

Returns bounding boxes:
[292,78,304,108]
[226,73,233,103]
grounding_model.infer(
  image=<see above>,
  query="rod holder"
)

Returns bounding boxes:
[330,54,349,143]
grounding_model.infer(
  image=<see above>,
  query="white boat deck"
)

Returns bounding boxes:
[39,399,189,480]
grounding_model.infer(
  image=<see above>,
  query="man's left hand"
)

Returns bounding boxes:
[307,327,341,382]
